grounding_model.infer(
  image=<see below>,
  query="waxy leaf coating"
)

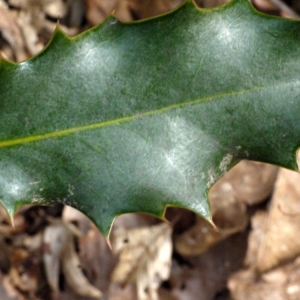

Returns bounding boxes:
[1,0,300,235]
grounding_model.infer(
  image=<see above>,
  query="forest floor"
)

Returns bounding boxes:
[1,0,300,299]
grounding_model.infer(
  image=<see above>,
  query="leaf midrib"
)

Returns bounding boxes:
[0,81,295,149]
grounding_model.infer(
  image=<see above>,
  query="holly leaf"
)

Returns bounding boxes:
[1,0,300,236]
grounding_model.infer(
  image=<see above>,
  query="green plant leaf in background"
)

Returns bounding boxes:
[1,0,300,236]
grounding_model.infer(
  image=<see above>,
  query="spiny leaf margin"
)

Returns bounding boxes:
[1,0,300,236]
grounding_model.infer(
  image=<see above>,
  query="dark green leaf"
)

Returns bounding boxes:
[1,0,300,235]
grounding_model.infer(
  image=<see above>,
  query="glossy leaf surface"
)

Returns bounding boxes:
[1,0,300,235]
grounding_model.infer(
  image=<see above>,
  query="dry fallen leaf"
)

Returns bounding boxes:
[0,3,28,62]
[113,0,182,22]
[175,183,248,256]
[214,160,278,207]
[85,0,118,26]
[229,257,300,300]
[111,222,172,300]
[43,221,102,298]
[244,210,268,267]
[255,168,300,273]
[9,246,41,295]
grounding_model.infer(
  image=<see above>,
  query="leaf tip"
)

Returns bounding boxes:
[53,23,70,41]
[206,216,216,229]
[0,203,15,227]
